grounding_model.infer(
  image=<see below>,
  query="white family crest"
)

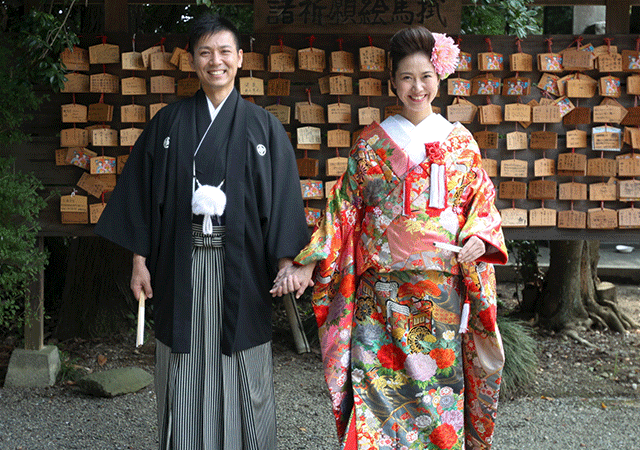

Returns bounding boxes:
[163,137,170,149]
[256,144,267,156]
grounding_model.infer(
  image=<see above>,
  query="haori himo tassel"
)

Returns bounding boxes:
[192,179,226,235]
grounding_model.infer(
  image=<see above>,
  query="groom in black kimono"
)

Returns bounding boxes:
[95,14,308,450]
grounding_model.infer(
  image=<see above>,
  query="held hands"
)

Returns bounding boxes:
[131,254,153,301]
[457,236,486,263]
[270,258,316,299]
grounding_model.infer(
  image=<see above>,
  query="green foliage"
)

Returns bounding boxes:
[461,0,543,38]
[0,157,49,332]
[498,315,539,397]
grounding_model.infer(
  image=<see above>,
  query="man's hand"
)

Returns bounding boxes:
[458,236,486,263]
[270,258,316,299]
[131,254,153,301]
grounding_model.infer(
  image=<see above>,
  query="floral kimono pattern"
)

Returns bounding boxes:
[295,121,508,450]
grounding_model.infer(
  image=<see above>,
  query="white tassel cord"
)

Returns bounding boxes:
[192,180,226,235]
[459,302,470,334]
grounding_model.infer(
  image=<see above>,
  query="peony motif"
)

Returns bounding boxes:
[377,343,407,371]
[429,423,458,449]
[431,33,460,79]
[429,347,456,370]
[405,352,438,381]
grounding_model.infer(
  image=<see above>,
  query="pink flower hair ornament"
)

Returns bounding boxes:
[431,33,460,79]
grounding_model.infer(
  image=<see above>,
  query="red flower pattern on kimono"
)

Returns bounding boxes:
[429,423,458,449]
[378,343,407,370]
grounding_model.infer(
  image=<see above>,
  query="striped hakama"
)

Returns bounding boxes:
[155,224,277,450]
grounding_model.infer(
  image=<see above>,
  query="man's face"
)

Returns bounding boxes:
[191,30,243,97]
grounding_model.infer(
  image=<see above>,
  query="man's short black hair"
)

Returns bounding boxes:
[189,14,241,55]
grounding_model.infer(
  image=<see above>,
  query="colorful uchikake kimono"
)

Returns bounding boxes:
[295,114,508,450]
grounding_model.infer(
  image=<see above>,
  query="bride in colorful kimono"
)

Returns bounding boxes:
[271,27,508,450]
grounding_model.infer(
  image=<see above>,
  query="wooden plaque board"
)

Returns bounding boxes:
[121,51,145,71]
[325,180,338,198]
[587,208,618,229]
[557,153,587,174]
[534,158,556,177]
[77,172,117,198]
[121,77,147,95]
[297,126,322,145]
[499,181,527,199]
[65,147,96,170]
[566,129,588,148]
[586,158,617,177]
[329,75,353,95]
[327,129,351,148]
[89,203,106,224]
[267,78,291,96]
[62,73,90,93]
[239,77,265,96]
[506,131,528,150]
[90,73,119,93]
[530,131,558,150]
[61,104,87,123]
[620,106,640,126]
[559,182,587,200]
[298,47,326,72]
[532,104,561,123]
[500,159,528,178]
[478,104,502,125]
[150,75,175,94]
[300,179,324,199]
[269,52,296,73]
[618,207,640,228]
[617,153,640,176]
[510,52,533,72]
[265,104,290,125]
[330,50,355,73]
[529,208,557,227]
[618,179,640,201]
[359,46,385,72]
[120,127,144,147]
[358,107,380,126]
[478,52,504,71]
[500,208,528,228]
[446,100,477,123]
[92,128,119,147]
[60,128,89,148]
[326,157,348,177]
[243,52,265,71]
[482,159,498,178]
[297,157,319,178]
[298,103,325,124]
[327,103,352,124]
[149,103,168,120]
[149,52,176,71]
[474,131,499,150]
[177,78,201,97]
[359,77,382,96]
[87,103,113,122]
[589,182,618,201]
[528,179,557,200]
[563,106,591,125]
[61,46,90,72]
[89,43,120,64]
[558,209,587,229]
[504,103,531,122]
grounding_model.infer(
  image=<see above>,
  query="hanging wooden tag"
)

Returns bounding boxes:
[169,47,188,67]
[500,208,528,228]
[265,104,290,125]
[559,182,587,200]
[325,180,338,198]
[117,154,129,174]
[529,208,557,227]
[553,96,575,117]
[327,103,351,124]
[121,77,147,95]
[446,98,477,124]
[534,158,556,177]
[62,73,90,93]
[327,129,351,148]
[90,73,119,93]
[482,158,498,177]
[89,202,106,224]
[90,155,116,174]
[589,181,618,201]
[120,127,144,147]
[301,179,324,199]
[298,47,326,72]
[620,106,640,126]
[528,179,556,200]
[561,48,594,71]
[326,156,349,177]
[305,207,322,227]
[359,78,382,96]
[557,153,587,176]
[478,104,502,125]
[60,194,88,224]
[593,104,625,124]
[566,130,588,149]
[298,103,325,124]
[504,103,531,122]
[179,52,195,72]
[87,103,114,122]
[556,74,573,97]
[86,124,110,145]
[140,45,162,68]
[627,74,640,95]
[92,128,118,147]
[317,75,330,95]
[537,53,563,72]
[177,77,201,97]
[478,52,504,71]
[150,52,176,71]
[358,107,380,126]
[532,104,561,123]
[618,207,640,228]
[269,52,296,72]
[502,77,531,96]
[330,75,353,95]
[456,52,472,71]
[537,73,560,96]
[517,99,537,128]
[599,76,621,97]
[384,104,403,119]
[61,46,90,71]
[243,52,265,71]
[77,172,116,198]
[566,78,597,98]
[297,157,319,178]
[499,181,527,199]
[530,131,557,150]
[447,77,471,96]
[150,75,175,94]
[623,127,639,147]
[618,179,640,201]
[297,126,321,147]
[622,50,640,72]
[65,147,96,169]
[359,46,385,72]
[471,74,501,95]
[473,130,499,149]
[267,78,290,96]
[55,149,70,166]
[510,53,533,72]
[506,131,527,150]
[587,208,618,229]
[239,77,264,96]
[592,126,621,151]
[149,103,168,120]
[500,159,528,178]
[616,153,640,176]
[558,209,586,229]
[89,43,120,64]
[563,107,591,125]
[330,50,355,73]
[61,129,89,148]
[596,52,622,73]
[122,52,147,70]
[587,157,617,177]
[61,104,87,123]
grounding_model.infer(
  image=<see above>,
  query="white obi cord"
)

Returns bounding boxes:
[191,119,226,235]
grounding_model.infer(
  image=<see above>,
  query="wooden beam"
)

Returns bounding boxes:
[104,0,129,33]
[606,0,631,33]
[24,237,45,351]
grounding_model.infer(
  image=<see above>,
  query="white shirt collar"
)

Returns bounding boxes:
[205,90,233,122]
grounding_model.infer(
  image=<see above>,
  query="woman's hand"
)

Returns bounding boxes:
[270,258,316,299]
[458,236,486,263]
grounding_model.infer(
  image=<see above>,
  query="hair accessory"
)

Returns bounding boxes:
[431,33,460,79]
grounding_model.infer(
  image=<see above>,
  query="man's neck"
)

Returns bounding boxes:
[203,86,233,108]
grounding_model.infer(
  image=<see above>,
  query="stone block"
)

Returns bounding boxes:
[4,345,61,388]
[77,367,153,397]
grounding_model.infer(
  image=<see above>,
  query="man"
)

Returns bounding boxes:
[94,14,308,450]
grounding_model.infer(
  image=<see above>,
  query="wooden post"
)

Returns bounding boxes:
[606,0,631,34]
[104,0,129,33]
[24,236,44,351]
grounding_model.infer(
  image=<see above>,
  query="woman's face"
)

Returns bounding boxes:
[391,52,440,125]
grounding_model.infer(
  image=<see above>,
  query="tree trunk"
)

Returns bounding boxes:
[54,237,136,341]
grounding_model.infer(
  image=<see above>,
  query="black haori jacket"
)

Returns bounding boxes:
[95,89,309,354]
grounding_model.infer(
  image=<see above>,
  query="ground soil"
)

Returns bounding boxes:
[1,282,639,400]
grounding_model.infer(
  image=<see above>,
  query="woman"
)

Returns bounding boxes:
[271,27,508,450]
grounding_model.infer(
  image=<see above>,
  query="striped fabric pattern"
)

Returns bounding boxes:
[155,224,277,450]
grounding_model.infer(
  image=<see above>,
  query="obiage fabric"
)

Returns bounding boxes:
[295,119,508,450]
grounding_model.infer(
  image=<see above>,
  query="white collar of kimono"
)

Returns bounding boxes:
[204,91,231,125]
[381,113,454,164]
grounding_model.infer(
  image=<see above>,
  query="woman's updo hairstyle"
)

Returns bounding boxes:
[388,27,435,77]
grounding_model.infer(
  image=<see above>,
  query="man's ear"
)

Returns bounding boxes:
[188,53,195,71]
[238,49,243,69]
